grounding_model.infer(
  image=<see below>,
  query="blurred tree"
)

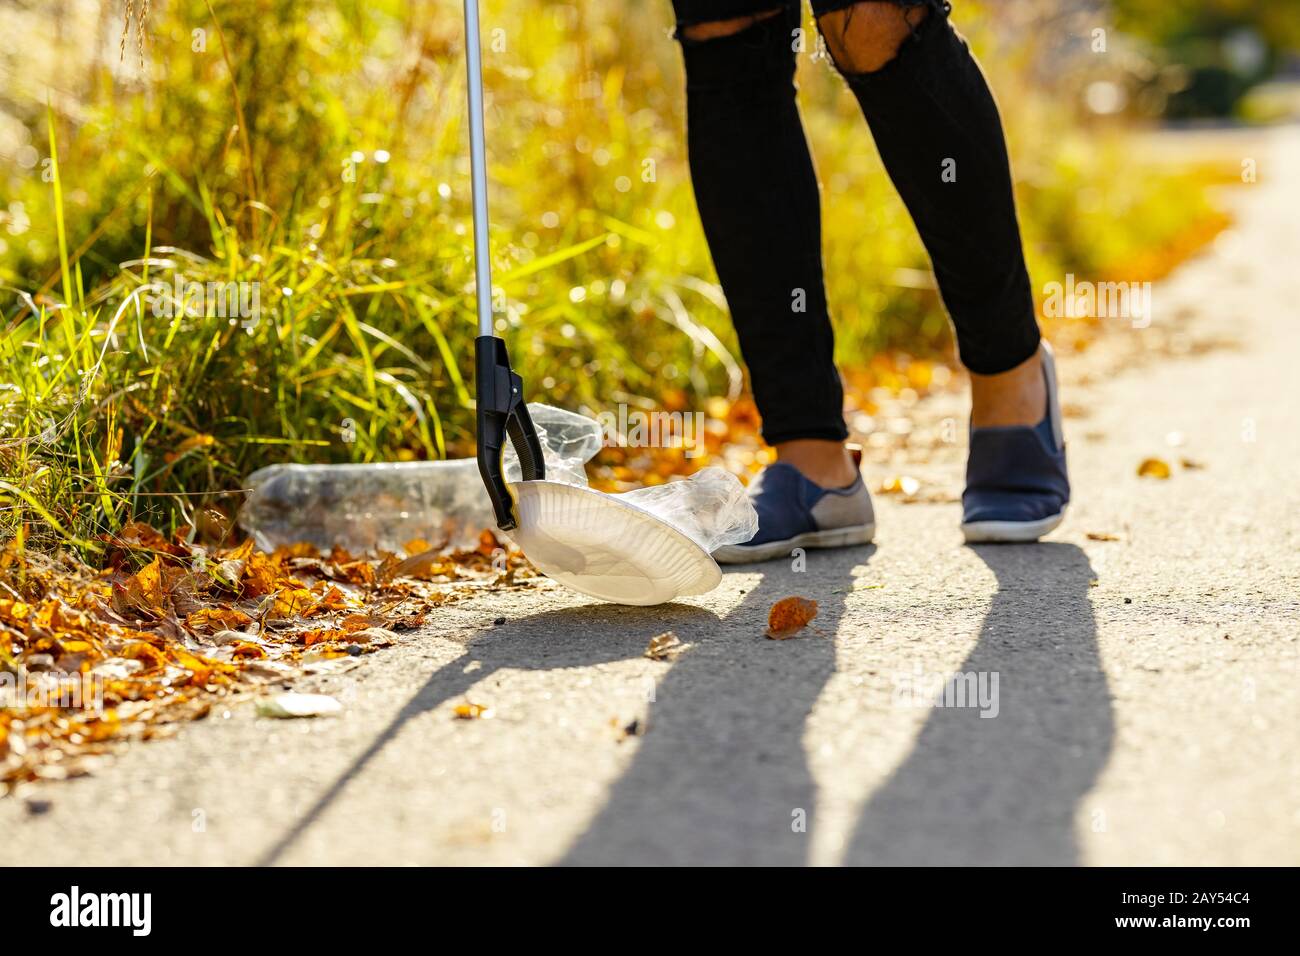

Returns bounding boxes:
[1110,0,1300,117]
[1111,0,1300,48]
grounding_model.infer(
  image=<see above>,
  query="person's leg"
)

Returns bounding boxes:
[674,3,875,561]
[812,0,1067,541]
[674,2,857,489]
[812,0,1045,426]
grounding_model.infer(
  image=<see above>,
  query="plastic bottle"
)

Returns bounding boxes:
[238,404,603,554]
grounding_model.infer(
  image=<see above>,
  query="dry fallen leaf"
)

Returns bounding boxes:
[453,701,494,720]
[1137,457,1172,479]
[339,613,382,632]
[403,538,433,556]
[186,607,253,633]
[304,585,352,616]
[1086,532,1121,542]
[270,587,316,619]
[1180,458,1206,470]
[350,627,399,646]
[766,596,819,640]
[644,631,689,661]
[299,628,347,648]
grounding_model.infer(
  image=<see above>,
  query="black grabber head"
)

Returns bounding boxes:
[475,335,546,531]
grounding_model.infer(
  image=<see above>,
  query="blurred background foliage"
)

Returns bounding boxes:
[0,0,1287,552]
[1110,0,1300,120]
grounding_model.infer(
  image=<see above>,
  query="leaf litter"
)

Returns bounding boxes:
[644,631,689,661]
[0,525,538,790]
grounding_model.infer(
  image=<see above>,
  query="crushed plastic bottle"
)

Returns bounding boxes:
[239,457,489,555]
[239,402,757,558]
[238,404,601,555]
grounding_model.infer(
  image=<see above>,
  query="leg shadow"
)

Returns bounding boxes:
[255,601,721,866]
[844,542,1113,865]
[558,547,869,865]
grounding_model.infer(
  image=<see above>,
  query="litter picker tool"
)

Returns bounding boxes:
[463,0,731,604]
[466,0,546,532]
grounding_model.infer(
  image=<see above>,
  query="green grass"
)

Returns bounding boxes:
[0,0,1227,555]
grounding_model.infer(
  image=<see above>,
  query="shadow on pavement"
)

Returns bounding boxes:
[258,540,1103,866]
[255,600,722,866]
[843,542,1113,864]
[556,546,869,865]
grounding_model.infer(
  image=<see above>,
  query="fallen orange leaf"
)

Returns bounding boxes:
[766,596,818,640]
[403,538,432,556]
[339,613,381,632]
[186,607,253,633]
[476,529,501,557]
[1137,457,1172,479]
[270,588,316,619]
[241,551,285,598]
[300,628,346,648]
[304,585,351,616]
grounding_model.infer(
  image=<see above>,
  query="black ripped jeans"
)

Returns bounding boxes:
[673,0,1040,444]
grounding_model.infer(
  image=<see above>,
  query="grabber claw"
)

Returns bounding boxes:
[475,335,545,531]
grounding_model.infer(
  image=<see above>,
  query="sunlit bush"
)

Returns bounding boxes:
[0,0,1226,548]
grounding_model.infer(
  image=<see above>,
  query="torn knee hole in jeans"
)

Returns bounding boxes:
[817,0,939,75]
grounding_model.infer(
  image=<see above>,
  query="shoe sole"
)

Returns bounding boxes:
[713,523,876,565]
[961,509,1066,544]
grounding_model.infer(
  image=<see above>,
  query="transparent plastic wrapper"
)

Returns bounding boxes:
[503,403,602,488]
[617,468,758,552]
[239,404,602,554]
[512,408,756,551]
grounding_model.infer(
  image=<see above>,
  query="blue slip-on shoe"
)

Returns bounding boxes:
[713,459,875,564]
[961,342,1069,543]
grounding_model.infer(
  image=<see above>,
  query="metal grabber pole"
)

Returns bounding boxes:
[466,0,545,530]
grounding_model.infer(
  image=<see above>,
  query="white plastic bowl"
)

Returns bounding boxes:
[507,480,721,606]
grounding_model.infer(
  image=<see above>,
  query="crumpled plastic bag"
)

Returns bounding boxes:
[511,404,757,553]
[504,403,604,488]
[618,467,758,552]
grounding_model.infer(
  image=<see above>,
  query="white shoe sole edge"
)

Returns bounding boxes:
[713,523,876,565]
[961,509,1066,544]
